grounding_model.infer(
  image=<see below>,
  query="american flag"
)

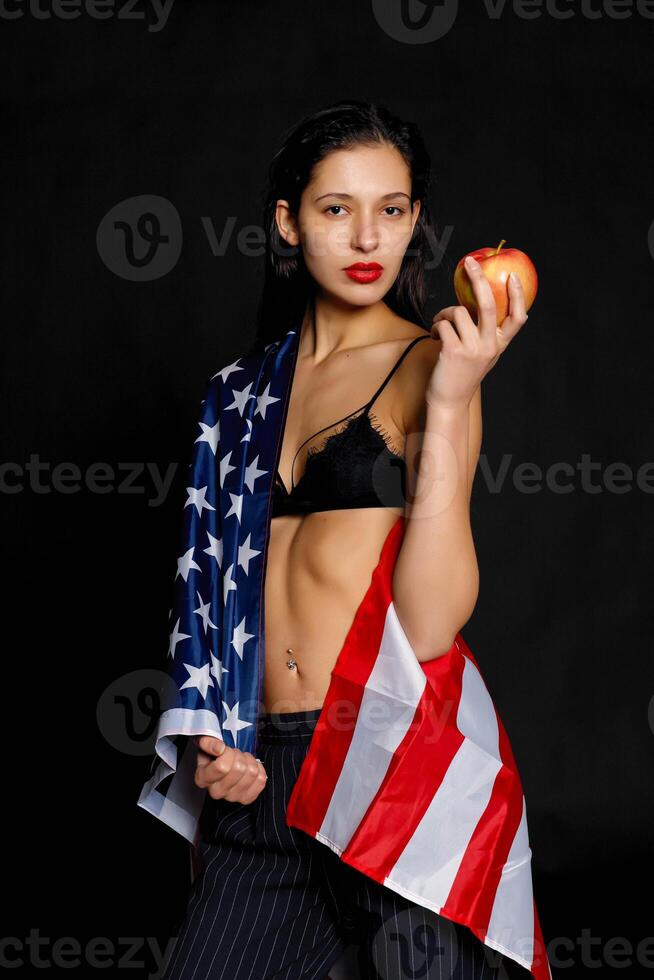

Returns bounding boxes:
[285,517,552,980]
[137,327,551,980]
[137,330,297,841]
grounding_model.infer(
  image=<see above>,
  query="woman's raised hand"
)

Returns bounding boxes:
[427,254,529,409]
[194,735,268,804]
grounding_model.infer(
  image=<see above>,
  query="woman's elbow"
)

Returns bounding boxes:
[412,633,459,663]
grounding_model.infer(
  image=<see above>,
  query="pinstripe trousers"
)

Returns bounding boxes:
[161,708,505,980]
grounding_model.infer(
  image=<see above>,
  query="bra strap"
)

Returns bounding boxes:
[289,333,430,488]
[365,334,430,411]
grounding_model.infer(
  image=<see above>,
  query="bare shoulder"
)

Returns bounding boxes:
[391,330,443,434]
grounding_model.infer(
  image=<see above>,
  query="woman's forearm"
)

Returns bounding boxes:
[391,398,480,662]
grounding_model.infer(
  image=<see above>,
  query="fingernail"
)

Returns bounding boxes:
[510,271,521,285]
[465,255,478,269]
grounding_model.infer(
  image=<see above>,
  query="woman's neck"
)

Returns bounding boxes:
[298,295,397,363]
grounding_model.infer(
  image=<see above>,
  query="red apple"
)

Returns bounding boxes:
[453,240,538,326]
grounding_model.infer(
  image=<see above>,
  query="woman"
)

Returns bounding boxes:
[161,100,529,979]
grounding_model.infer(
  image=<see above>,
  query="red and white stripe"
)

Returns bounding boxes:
[286,516,551,980]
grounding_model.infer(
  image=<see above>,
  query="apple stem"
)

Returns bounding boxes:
[494,239,506,255]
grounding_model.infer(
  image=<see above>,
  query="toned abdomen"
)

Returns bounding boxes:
[263,508,402,713]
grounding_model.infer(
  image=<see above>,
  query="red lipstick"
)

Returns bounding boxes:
[343,261,384,283]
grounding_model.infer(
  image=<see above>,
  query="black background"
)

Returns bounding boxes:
[2,1,653,977]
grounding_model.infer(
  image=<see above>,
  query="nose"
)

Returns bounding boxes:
[350,212,380,253]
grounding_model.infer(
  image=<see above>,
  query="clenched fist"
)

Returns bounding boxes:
[194,736,268,805]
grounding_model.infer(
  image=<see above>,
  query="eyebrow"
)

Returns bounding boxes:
[313,191,411,203]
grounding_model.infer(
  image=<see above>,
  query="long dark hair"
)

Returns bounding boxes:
[247,99,435,356]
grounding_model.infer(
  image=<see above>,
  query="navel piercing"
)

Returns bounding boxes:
[286,647,297,670]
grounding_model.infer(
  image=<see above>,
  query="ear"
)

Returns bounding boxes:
[410,198,421,234]
[275,199,299,246]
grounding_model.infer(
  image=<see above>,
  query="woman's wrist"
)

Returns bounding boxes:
[424,394,471,419]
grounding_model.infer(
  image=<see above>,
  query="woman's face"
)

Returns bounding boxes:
[276,143,421,307]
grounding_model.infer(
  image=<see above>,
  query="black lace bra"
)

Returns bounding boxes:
[271,334,430,517]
